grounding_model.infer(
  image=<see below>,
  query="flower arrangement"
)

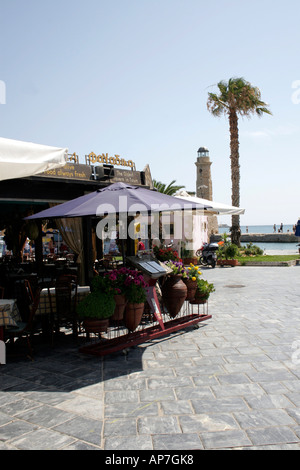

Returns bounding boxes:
[182,263,202,282]
[123,268,148,304]
[164,260,186,275]
[104,267,130,295]
[91,267,148,304]
[153,245,182,262]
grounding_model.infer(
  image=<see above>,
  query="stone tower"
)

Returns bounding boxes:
[195,147,218,236]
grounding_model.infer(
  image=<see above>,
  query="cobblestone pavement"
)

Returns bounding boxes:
[1,265,300,450]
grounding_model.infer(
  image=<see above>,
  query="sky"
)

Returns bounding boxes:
[0,0,299,226]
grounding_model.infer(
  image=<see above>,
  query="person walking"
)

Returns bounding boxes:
[273,224,276,233]
[137,238,145,251]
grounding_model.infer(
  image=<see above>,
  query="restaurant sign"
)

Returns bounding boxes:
[41,162,92,181]
[86,152,136,170]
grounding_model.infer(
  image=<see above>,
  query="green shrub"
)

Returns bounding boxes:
[76,291,115,320]
[224,243,239,259]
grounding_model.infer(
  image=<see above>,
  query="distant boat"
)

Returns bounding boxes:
[219,224,229,228]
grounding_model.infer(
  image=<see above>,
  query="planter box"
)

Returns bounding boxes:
[183,257,198,265]
[217,259,239,267]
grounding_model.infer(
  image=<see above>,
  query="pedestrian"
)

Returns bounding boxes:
[137,238,145,251]
[273,224,276,233]
[279,223,283,233]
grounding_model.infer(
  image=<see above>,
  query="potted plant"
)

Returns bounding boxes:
[76,290,116,334]
[217,234,239,266]
[181,244,199,265]
[191,278,215,304]
[123,269,148,331]
[182,263,202,301]
[161,260,187,318]
[103,268,130,321]
[153,245,182,262]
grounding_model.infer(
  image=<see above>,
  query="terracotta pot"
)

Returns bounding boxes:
[161,274,187,318]
[124,303,145,331]
[112,294,127,321]
[183,279,197,301]
[83,318,110,334]
[190,290,208,304]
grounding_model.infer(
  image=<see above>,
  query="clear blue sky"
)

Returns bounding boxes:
[0,0,299,225]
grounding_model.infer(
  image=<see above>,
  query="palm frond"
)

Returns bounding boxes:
[153,179,185,195]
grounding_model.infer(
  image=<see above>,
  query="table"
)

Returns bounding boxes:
[36,286,90,316]
[36,286,90,337]
[0,299,22,341]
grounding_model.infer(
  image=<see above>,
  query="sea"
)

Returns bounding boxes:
[218,224,299,255]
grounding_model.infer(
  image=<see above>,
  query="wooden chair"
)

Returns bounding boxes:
[54,282,78,339]
[56,274,78,306]
[0,286,4,299]
[5,287,42,359]
[13,279,34,322]
[24,279,34,304]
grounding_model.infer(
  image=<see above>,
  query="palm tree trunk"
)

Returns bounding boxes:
[229,110,241,247]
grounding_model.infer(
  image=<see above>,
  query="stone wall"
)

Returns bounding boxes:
[210,233,299,243]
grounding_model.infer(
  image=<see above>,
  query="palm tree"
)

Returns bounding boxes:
[207,77,272,246]
[153,179,185,196]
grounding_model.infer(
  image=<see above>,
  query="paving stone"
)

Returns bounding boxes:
[139,388,176,402]
[104,390,140,404]
[62,441,102,450]
[0,420,38,441]
[234,409,297,429]
[192,397,249,414]
[160,400,194,415]
[104,377,146,391]
[16,404,75,428]
[56,395,104,420]
[147,377,193,389]
[245,394,295,410]
[246,426,299,446]
[0,399,42,417]
[180,413,239,433]
[103,418,137,437]
[105,401,159,419]
[200,429,252,449]
[175,386,215,401]
[138,416,181,435]
[211,383,266,398]
[0,411,12,427]
[104,435,153,450]
[152,433,203,450]
[53,416,103,446]
[9,428,75,450]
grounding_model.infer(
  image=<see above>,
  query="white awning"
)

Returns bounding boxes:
[175,190,245,215]
[0,137,68,181]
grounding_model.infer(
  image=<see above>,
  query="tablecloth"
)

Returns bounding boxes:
[36,286,90,316]
[0,299,22,328]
